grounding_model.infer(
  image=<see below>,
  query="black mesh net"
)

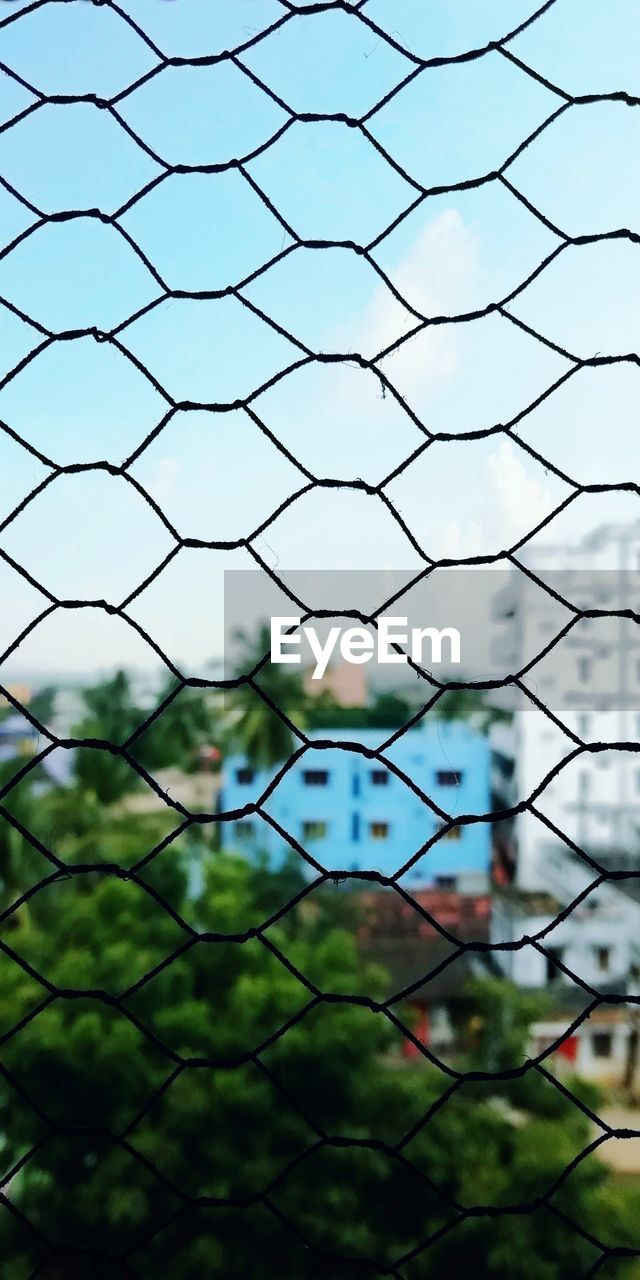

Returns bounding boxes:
[0,1,639,1276]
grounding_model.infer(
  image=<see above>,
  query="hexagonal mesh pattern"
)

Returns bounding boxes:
[0,1,638,1276]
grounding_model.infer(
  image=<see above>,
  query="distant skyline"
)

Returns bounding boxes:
[0,0,638,678]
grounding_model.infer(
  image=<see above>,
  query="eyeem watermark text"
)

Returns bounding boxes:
[271,617,461,679]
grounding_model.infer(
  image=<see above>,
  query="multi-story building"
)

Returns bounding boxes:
[492,883,640,1086]
[492,520,640,892]
[492,882,640,994]
[490,523,640,1081]
[220,722,491,890]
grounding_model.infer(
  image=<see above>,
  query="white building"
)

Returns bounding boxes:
[492,521,640,893]
[492,885,640,1085]
[489,522,640,1077]
[529,1008,633,1086]
[492,885,640,994]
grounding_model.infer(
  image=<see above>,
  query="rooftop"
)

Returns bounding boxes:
[494,886,564,916]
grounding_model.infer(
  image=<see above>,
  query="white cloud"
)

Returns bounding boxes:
[359,209,478,389]
[486,439,554,540]
[445,440,555,556]
[438,517,485,559]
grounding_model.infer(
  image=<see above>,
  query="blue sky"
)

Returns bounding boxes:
[0,0,638,678]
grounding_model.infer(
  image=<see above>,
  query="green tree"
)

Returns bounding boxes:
[0,763,48,915]
[306,689,413,730]
[226,623,307,769]
[72,671,220,805]
[28,686,56,728]
[73,670,144,805]
[418,977,637,1279]
[130,679,221,776]
[0,845,636,1278]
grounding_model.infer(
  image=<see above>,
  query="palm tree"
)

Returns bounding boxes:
[132,678,219,775]
[73,670,142,804]
[226,623,307,769]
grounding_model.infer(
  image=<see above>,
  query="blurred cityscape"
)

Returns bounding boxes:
[3,523,640,1271]
[4,521,640,1103]
[0,0,638,1269]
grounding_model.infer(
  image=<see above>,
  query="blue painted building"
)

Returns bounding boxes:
[220,722,491,889]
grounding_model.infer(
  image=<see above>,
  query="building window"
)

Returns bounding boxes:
[595,946,610,973]
[302,769,329,786]
[370,821,389,840]
[577,657,591,684]
[351,812,360,842]
[370,769,389,786]
[352,771,360,797]
[234,820,255,841]
[302,821,327,841]
[577,713,590,739]
[545,946,563,983]
[236,767,255,785]
[435,875,457,890]
[592,1032,613,1060]
[578,770,591,797]
[436,770,462,786]
[636,770,640,796]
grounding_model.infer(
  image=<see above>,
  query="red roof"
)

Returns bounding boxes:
[357,889,491,944]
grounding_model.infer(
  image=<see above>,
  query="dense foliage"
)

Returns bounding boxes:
[0,675,637,1276]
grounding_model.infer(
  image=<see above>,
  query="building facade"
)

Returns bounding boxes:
[492,520,640,892]
[358,885,492,1060]
[492,883,640,1086]
[220,722,491,889]
[492,885,640,993]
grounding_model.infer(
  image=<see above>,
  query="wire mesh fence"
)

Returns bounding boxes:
[0,0,639,1275]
